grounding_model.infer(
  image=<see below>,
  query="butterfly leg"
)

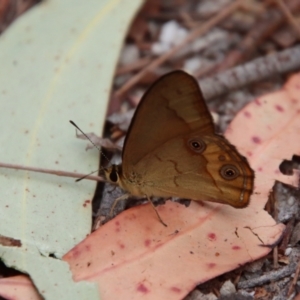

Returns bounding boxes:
[146,195,168,227]
[109,193,129,217]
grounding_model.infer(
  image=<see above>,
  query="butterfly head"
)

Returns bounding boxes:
[104,164,122,185]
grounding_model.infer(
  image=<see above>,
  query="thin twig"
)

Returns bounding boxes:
[279,218,295,253]
[116,57,152,76]
[0,162,104,182]
[196,0,300,78]
[273,246,279,269]
[287,261,300,297]
[114,0,244,98]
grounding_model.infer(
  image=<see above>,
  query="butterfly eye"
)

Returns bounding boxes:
[109,166,119,183]
[188,138,206,153]
[219,165,240,180]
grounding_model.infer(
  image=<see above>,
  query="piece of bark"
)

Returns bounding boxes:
[237,262,297,289]
[200,45,300,101]
[198,0,300,77]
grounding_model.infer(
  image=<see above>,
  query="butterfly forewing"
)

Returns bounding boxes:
[117,70,254,208]
[122,71,214,170]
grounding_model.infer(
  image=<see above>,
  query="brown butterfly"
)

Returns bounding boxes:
[104,71,254,224]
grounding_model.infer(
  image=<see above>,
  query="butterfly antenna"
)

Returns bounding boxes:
[76,169,99,182]
[69,120,110,163]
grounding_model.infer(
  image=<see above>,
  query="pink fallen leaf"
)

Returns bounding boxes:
[226,73,300,207]
[62,73,300,299]
[0,275,41,300]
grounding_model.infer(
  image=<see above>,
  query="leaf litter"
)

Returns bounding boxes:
[0,1,299,299]
[61,73,300,300]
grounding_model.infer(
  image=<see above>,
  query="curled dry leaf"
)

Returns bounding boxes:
[62,73,300,300]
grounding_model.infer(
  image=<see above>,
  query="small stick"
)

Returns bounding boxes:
[0,162,104,182]
[287,261,300,297]
[114,0,244,98]
[273,246,279,269]
[196,0,300,78]
[279,218,295,253]
[116,57,151,75]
